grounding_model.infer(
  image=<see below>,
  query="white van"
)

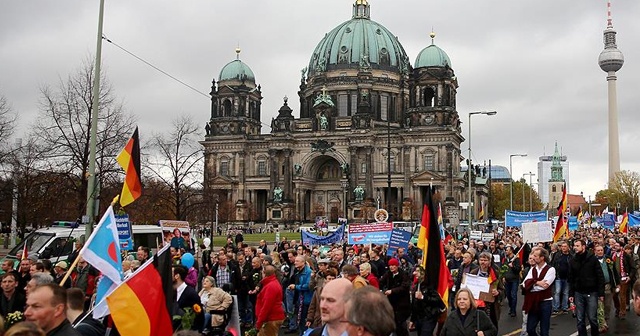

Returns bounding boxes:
[2,221,163,265]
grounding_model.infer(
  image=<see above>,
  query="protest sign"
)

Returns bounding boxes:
[521,221,553,243]
[386,228,412,257]
[505,210,548,227]
[348,222,393,245]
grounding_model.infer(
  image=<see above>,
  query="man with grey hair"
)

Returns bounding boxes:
[25,272,54,297]
[344,286,395,336]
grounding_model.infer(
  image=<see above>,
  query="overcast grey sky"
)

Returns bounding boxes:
[1,0,638,203]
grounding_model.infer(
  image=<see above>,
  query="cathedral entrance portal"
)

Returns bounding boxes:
[297,155,347,223]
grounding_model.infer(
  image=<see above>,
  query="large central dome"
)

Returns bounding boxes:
[307,0,410,77]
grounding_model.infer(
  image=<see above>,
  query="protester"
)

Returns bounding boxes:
[198,276,232,334]
[469,252,504,331]
[503,245,521,317]
[24,273,54,297]
[344,286,396,336]
[550,241,571,315]
[358,263,379,289]
[306,268,337,329]
[569,239,605,336]
[255,265,286,336]
[594,244,619,333]
[379,258,410,336]
[305,278,352,336]
[287,255,312,335]
[3,321,46,336]
[521,247,555,336]
[341,265,368,288]
[440,288,497,336]
[611,241,635,318]
[410,266,446,336]
[66,288,105,336]
[1,272,26,317]
[173,265,203,331]
[633,279,640,316]
[24,283,81,336]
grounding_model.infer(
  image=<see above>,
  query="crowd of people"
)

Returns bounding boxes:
[1,223,640,336]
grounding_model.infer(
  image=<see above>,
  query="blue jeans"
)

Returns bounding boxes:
[526,300,552,336]
[505,280,519,314]
[285,288,295,330]
[237,293,252,324]
[575,291,599,336]
[415,315,438,336]
[553,279,569,311]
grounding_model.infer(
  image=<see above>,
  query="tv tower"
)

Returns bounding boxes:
[598,0,624,182]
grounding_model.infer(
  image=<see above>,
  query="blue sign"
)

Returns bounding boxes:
[115,215,133,251]
[568,216,579,231]
[630,213,640,227]
[301,225,345,246]
[603,213,615,229]
[347,223,394,245]
[505,211,548,227]
[386,228,412,257]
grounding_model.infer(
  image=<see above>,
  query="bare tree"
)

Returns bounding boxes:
[147,115,203,221]
[32,59,135,216]
[0,94,17,167]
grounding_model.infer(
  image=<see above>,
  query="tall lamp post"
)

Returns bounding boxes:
[523,172,535,211]
[509,153,527,210]
[468,111,497,228]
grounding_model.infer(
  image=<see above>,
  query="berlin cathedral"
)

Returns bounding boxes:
[202,0,486,226]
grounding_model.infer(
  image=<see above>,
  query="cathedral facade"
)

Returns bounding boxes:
[202,1,479,225]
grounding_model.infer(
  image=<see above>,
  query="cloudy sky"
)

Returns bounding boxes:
[1,0,639,203]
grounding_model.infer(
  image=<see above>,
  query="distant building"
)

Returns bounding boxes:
[537,143,569,206]
[200,1,488,226]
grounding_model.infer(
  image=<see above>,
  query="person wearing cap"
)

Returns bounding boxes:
[53,261,71,289]
[379,258,411,336]
[310,258,330,291]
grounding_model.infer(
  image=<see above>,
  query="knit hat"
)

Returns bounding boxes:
[387,258,399,267]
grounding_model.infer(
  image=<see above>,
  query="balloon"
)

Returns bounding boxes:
[181,253,194,268]
[203,238,211,248]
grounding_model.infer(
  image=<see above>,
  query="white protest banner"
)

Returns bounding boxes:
[521,221,553,243]
[461,273,491,302]
[469,230,482,241]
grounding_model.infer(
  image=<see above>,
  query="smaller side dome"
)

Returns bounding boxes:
[415,44,451,68]
[218,48,256,82]
[219,59,255,82]
[414,32,451,68]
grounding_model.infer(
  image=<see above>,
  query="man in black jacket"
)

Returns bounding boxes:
[379,258,410,336]
[173,265,203,331]
[25,283,81,336]
[569,239,605,336]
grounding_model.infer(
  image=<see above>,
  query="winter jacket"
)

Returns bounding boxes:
[379,270,411,315]
[292,265,313,305]
[568,251,605,298]
[255,275,286,329]
[440,308,497,336]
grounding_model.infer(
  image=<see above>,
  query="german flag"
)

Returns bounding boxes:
[106,248,173,336]
[418,187,452,309]
[620,211,629,234]
[116,127,142,207]
[488,266,498,284]
[552,183,567,243]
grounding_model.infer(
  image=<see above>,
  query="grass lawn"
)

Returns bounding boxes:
[210,232,302,247]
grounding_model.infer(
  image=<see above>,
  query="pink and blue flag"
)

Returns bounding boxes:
[80,205,123,283]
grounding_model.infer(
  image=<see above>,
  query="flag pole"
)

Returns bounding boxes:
[85,0,106,239]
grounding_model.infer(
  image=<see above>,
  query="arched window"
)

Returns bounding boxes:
[552,185,557,192]
[223,99,232,117]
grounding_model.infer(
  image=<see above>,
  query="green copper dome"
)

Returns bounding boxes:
[308,1,410,76]
[415,44,451,68]
[219,49,255,82]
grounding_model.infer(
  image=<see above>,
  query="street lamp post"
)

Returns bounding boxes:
[509,154,527,210]
[468,111,497,228]
[523,172,535,211]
